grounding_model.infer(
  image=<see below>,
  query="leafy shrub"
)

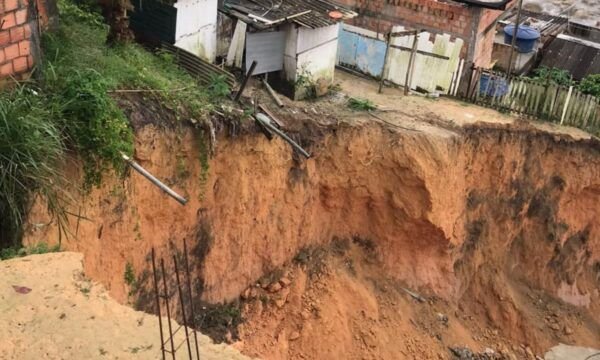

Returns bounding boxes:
[47,69,134,188]
[347,97,377,111]
[530,67,574,86]
[207,74,231,99]
[579,74,600,98]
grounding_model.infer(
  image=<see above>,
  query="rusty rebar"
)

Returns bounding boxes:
[160,258,177,360]
[151,249,166,360]
[173,255,193,359]
[184,239,201,359]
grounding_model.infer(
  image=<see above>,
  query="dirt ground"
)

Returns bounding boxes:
[0,252,249,360]
[19,71,600,360]
[235,240,600,360]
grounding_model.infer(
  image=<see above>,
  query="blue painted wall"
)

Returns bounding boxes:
[338,27,386,78]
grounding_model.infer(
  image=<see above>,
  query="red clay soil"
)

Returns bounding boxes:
[23,93,600,358]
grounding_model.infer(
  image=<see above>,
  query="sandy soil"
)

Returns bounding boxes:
[0,252,249,360]
[20,71,600,359]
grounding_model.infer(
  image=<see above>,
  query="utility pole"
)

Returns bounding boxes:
[506,0,523,78]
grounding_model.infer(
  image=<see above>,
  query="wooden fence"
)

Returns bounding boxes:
[465,67,600,133]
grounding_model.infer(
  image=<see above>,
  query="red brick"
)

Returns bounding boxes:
[0,62,13,76]
[4,43,19,61]
[0,30,10,46]
[0,49,4,63]
[18,39,29,56]
[5,0,19,11]
[23,23,31,37]
[9,26,24,42]
[15,9,27,25]
[12,56,28,72]
[1,13,16,30]
[27,54,33,67]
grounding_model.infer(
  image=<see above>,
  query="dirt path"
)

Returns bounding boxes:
[334,70,593,140]
[0,252,250,360]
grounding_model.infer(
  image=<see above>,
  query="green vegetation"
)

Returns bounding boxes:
[529,67,600,99]
[0,0,214,249]
[347,97,377,111]
[529,66,574,87]
[579,74,600,98]
[295,66,318,100]
[0,87,68,246]
[124,262,136,286]
[0,242,61,261]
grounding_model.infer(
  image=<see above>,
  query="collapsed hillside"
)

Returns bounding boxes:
[23,92,600,358]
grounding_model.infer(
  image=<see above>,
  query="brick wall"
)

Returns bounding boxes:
[0,0,55,84]
[338,0,512,67]
[338,0,473,39]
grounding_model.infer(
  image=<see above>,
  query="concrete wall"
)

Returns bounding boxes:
[174,0,217,61]
[282,23,340,99]
[296,24,339,83]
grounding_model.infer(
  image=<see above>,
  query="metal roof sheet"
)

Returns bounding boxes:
[221,0,357,29]
[541,34,600,80]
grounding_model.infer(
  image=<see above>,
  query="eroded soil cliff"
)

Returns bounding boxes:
[24,94,600,358]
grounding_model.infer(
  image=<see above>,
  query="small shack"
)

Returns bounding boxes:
[130,0,218,62]
[218,0,357,99]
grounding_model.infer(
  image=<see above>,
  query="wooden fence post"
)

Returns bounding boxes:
[378,32,392,94]
[404,30,419,96]
[560,86,574,125]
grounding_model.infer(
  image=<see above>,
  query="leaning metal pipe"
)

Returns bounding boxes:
[255,113,311,159]
[121,153,188,205]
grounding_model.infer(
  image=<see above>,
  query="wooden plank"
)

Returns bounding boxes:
[388,44,450,60]
[560,86,574,125]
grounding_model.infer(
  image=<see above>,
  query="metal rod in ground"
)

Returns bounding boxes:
[173,255,193,360]
[234,60,257,102]
[152,249,166,360]
[183,239,201,360]
[121,153,188,205]
[255,113,311,158]
[160,258,177,360]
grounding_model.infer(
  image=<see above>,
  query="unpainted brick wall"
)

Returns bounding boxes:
[338,0,511,65]
[338,0,473,38]
[0,0,54,83]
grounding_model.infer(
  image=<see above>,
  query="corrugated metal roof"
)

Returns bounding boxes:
[541,34,600,80]
[220,0,357,29]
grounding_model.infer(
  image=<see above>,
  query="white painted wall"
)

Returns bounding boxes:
[283,23,299,82]
[385,25,463,93]
[296,24,339,84]
[283,23,340,83]
[174,0,217,62]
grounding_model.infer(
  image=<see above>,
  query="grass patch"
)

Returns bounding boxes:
[347,97,377,111]
[0,87,69,246]
[0,242,61,260]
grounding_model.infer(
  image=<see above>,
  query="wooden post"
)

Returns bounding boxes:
[378,32,392,94]
[507,0,524,78]
[404,30,419,96]
[234,60,257,102]
[560,85,573,125]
